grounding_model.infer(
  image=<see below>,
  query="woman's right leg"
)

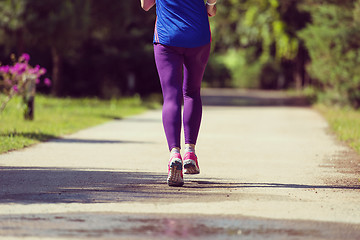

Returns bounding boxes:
[154,44,185,187]
[154,44,184,151]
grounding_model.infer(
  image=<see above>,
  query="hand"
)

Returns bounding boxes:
[207,4,217,17]
[141,0,155,11]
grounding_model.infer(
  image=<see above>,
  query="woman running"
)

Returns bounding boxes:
[140,0,217,186]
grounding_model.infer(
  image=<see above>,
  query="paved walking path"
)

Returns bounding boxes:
[0,89,359,239]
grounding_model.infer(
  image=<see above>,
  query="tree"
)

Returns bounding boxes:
[208,0,310,89]
[298,0,360,107]
[23,0,91,96]
[0,0,26,56]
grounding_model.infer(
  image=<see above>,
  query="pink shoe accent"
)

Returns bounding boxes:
[183,152,200,174]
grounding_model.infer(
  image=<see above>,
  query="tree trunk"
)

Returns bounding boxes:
[24,96,34,120]
[294,44,309,90]
[23,77,36,120]
[51,46,62,96]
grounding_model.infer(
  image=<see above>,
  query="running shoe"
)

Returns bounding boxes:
[167,153,184,187]
[183,152,200,174]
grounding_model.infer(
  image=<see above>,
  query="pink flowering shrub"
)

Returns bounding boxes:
[0,53,51,114]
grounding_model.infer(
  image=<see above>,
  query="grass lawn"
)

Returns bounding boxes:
[315,104,360,154]
[0,94,160,154]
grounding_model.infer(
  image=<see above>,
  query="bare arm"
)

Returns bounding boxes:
[140,0,155,11]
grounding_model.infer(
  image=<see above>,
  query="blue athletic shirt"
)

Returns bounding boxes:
[154,0,211,48]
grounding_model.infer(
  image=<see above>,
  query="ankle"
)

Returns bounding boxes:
[170,147,181,157]
[185,144,195,153]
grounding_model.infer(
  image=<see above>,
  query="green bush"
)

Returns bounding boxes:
[203,54,232,88]
[212,49,263,88]
[299,1,360,108]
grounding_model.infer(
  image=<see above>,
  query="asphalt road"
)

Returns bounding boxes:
[0,89,359,239]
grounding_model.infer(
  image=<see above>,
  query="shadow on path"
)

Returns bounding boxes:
[185,180,360,190]
[51,138,153,144]
[1,132,57,142]
[0,167,167,204]
[1,167,358,204]
[201,88,310,107]
[1,133,154,145]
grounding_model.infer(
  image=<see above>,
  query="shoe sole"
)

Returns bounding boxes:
[184,160,200,174]
[167,160,184,187]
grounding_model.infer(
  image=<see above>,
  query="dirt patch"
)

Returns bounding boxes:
[322,149,360,187]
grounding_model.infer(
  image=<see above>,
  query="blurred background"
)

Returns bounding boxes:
[1,0,359,108]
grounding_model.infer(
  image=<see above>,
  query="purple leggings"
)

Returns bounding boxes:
[154,43,210,151]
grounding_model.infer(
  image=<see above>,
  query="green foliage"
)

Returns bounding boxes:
[0,0,159,98]
[1,0,359,108]
[209,0,302,89]
[212,0,298,60]
[298,1,360,108]
[212,49,262,88]
[0,0,25,30]
[203,55,232,88]
[25,0,90,46]
[0,0,26,54]
[0,94,158,153]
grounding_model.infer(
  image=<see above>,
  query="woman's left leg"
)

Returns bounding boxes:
[182,43,210,175]
[182,43,211,146]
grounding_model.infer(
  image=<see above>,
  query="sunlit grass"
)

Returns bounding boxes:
[0,94,160,153]
[315,104,360,154]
